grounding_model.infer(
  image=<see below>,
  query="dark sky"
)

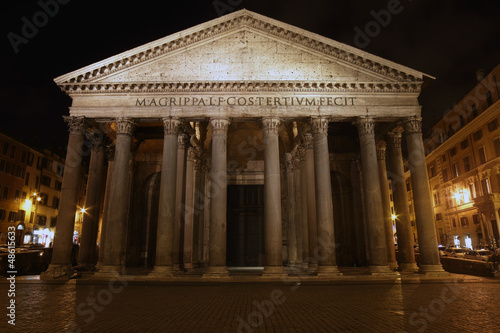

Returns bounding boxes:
[1,0,500,154]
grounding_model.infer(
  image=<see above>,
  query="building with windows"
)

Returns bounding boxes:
[0,132,73,247]
[405,64,500,250]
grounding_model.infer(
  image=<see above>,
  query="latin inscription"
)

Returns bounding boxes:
[136,96,356,107]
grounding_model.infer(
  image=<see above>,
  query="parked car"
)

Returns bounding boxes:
[441,248,469,258]
[464,250,493,262]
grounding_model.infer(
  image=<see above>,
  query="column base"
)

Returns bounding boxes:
[94,265,124,278]
[399,262,419,273]
[183,263,194,270]
[149,265,174,278]
[418,264,449,276]
[307,263,318,273]
[301,262,309,270]
[388,261,399,271]
[202,266,230,279]
[317,265,342,278]
[369,265,397,276]
[262,266,286,278]
[40,264,72,280]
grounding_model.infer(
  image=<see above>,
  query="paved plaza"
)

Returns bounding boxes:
[1,274,500,332]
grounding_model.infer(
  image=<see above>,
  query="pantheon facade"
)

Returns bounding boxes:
[42,10,445,279]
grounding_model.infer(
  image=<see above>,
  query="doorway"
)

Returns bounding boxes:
[226,185,265,267]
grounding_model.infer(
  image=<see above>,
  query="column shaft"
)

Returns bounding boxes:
[293,153,303,268]
[376,142,397,270]
[262,117,284,276]
[151,118,179,275]
[78,134,105,267]
[299,148,310,269]
[356,117,391,273]
[183,147,196,270]
[173,134,188,271]
[44,116,85,275]
[204,118,230,277]
[101,118,135,271]
[404,117,445,274]
[386,132,417,272]
[285,153,297,267]
[312,118,340,276]
[97,147,114,265]
[304,133,318,271]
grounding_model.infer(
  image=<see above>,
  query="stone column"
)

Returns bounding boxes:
[203,118,230,278]
[42,116,85,279]
[78,131,105,268]
[99,118,135,274]
[293,152,303,269]
[356,117,391,274]
[262,117,284,277]
[404,116,445,274]
[376,141,397,270]
[192,156,202,267]
[285,153,297,267]
[173,133,188,272]
[311,118,341,277]
[151,117,180,276]
[386,132,418,272]
[298,147,309,270]
[303,133,318,272]
[183,146,197,271]
[97,146,115,266]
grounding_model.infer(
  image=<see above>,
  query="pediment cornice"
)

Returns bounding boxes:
[60,80,421,94]
[55,10,430,92]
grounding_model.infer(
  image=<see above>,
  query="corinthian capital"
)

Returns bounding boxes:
[63,116,85,135]
[162,117,181,135]
[376,141,387,161]
[210,118,230,135]
[262,117,280,134]
[85,130,104,152]
[356,117,375,136]
[303,133,313,150]
[311,117,329,134]
[115,118,136,136]
[403,116,422,134]
[178,134,189,150]
[387,132,402,148]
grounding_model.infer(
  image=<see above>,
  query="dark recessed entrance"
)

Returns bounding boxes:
[226,185,265,267]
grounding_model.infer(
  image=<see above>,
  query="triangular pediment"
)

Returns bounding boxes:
[55,9,430,93]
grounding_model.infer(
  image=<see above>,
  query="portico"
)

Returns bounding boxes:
[42,10,445,280]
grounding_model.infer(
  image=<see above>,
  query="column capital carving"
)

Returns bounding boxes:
[311,117,330,134]
[387,132,402,148]
[298,146,306,161]
[403,116,422,134]
[355,117,375,136]
[262,117,280,134]
[376,141,387,161]
[292,153,301,170]
[85,131,105,152]
[187,146,198,162]
[162,117,181,135]
[115,118,136,136]
[210,118,230,135]
[303,133,313,150]
[63,116,85,135]
[178,133,189,150]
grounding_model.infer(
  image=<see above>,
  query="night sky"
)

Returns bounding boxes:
[1,0,500,155]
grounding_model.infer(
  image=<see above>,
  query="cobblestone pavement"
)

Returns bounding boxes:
[1,277,500,332]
